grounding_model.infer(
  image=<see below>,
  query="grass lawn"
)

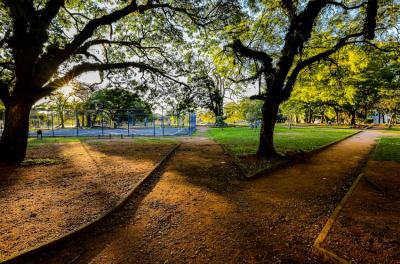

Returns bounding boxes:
[28,136,178,146]
[132,137,178,144]
[372,137,400,161]
[28,137,89,145]
[206,126,359,156]
[380,127,400,134]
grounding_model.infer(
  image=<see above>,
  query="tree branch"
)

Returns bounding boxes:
[327,1,367,10]
[227,70,263,84]
[40,61,188,98]
[229,39,274,71]
[363,0,378,40]
[282,32,365,99]
[36,0,65,32]
[75,39,163,55]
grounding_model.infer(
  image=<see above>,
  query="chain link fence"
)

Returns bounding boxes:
[0,109,196,138]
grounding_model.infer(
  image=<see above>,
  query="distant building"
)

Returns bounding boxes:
[370,111,392,124]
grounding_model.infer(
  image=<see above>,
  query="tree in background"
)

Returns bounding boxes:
[0,0,240,163]
[85,88,151,128]
[48,91,71,128]
[222,0,397,157]
[281,46,400,126]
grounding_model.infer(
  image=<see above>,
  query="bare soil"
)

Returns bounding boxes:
[323,159,400,263]
[23,132,385,264]
[0,140,176,261]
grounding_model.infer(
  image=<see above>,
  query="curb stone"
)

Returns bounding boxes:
[313,140,378,263]
[1,143,181,264]
[220,130,362,180]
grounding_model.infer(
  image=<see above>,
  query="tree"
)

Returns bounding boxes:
[48,91,71,128]
[0,0,239,162]
[85,88,151,128]
[225,0,395,157]
[190,72,236,126]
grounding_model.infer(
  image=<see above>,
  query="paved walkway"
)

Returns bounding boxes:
[23,132,380,263]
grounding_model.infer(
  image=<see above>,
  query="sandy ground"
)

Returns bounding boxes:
[19,131,387,264]
[0,140,176,260]
[323,159,400,263]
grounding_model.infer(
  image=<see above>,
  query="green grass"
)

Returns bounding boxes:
[28,137,91,145]
[132,137,178,144]
[21,158,59,166]
[275,123,352,129]
[28,136,178,146]
[206,127,358,155]
[372,137,400,161]
[380,127,400,134]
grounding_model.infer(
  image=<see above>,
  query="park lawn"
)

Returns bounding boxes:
[132,137,178,144]
[28,136,178,147]
[275,123,352,129]
[372,137,400,161]
[207,127,359,156]
[381,127,400,134]
[28,137,90,145]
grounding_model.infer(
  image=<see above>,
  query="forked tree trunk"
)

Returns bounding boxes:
[59,110,65,128]
[350,110,356,125]
[257,100,280,157]
[0,102,32,163]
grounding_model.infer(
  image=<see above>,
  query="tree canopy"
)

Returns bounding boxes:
[0,0,399,162]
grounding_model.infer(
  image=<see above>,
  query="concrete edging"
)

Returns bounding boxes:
[313,172,365,264]
[1,143,181,264]
[221,130,362,180]
[313,139,378,263]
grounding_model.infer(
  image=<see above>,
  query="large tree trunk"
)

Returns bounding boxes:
[257,100,280,157]
[0,102,32,163]
[59,110,65,128]
[335,109,340,124]
[350,110,356,125]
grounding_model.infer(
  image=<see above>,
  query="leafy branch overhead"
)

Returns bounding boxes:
[228,0,386,102]
[0,0,238,104]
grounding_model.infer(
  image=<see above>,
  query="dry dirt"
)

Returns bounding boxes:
[0,140,176,261]
[323,159,400,263]
[18,131,388,264]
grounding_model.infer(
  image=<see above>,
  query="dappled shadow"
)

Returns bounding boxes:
[0,141,174,260]
[22,159,168,264]
[6,132,383,263]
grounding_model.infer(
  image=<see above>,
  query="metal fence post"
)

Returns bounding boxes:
[51,111,55,137]
[162,108,165,136]
[188,112,191,136]
[101,111,104,136]
[75,110,79,137]
[153,115,156,137]
[127,111,130,136]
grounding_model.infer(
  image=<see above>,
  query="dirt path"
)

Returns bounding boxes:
[20,132,380,264]
[323,159,400,263]
[0,141,175,261]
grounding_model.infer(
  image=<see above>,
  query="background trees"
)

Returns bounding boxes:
[0,0,240,162]
[216,0,398,157]
[280,46,400,125]
[85,88,150,128]
[0,0,398,163]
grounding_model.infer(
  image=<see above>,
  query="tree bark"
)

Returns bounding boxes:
[350,110,356,125]
[257,100,280,157]
[335,109,340,124]
[57,109,65,128]
[0,102,32,163]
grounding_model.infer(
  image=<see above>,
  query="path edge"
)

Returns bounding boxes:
[1,143,181,264]
[220,130,362,180]
[313,139,378,264]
